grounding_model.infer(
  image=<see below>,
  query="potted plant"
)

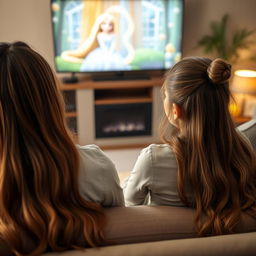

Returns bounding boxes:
[197,14,254,64]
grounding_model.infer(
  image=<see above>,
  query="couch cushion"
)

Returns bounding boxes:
[238,119,256,150]
[104,206,256,244]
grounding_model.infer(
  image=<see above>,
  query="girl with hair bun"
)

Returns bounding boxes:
[124,57,256,236]
[0,41,124,256]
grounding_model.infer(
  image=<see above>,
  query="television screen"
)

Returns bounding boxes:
[51,0,183,73]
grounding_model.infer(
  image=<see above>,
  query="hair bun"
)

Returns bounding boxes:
[207,58,231,84]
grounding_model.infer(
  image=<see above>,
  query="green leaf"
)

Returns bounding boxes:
[196,14,229,60]
[196,13,255,63]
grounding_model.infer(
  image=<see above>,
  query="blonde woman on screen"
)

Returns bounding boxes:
[124,57,256,236]
[0,41,123,256]
[61,6,135,71]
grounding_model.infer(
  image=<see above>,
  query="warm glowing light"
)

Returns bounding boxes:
[235,70,256,78]
[232,69,256,94]
[229,102,240,117]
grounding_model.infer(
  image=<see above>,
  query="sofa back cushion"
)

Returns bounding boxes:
[238,119,256,150]
[104,206,256,245]
[1,206,256,255]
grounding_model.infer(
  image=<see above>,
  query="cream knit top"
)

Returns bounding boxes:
[123,144,193,206]
[77,144,124,207]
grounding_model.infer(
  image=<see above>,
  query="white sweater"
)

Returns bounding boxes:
[123,144,193,207]
[77,144,124,207]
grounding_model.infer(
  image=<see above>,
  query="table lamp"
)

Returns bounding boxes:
[231,70,256,117]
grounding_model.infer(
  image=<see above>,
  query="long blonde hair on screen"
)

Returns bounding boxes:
[161,57,256,236]
[61,13,116,62]
[0,41,105,255]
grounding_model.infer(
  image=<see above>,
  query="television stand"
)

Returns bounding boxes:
[59,76,163,148]
[62,72,78,84]
[92,72,150,82]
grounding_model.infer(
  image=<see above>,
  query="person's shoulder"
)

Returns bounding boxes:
[77,144,99,150]
[77,144,103,154]
[76,144,112,164]
[77,144,117,177]
[141,144,175,162]
[147,143,173,155]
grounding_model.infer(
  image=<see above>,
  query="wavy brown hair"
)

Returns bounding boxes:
[161,57,256,236]
[0,42,105,256]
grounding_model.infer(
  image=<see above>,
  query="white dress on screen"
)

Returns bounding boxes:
[80,33,130,71]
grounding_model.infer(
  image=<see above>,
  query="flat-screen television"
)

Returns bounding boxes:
[51,0,183,78]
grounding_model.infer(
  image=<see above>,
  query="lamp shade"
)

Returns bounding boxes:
[231,70,256,95]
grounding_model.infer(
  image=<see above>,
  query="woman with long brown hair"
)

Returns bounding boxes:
[0,41,124,256]
[124,57,256,236]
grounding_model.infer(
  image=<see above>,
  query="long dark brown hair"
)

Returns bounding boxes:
[161,57,256,236]
[0,42,105,255]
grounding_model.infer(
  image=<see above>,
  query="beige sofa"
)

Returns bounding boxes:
[43,206,256,256]
[42,120,256,255]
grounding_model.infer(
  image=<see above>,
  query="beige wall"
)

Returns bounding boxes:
[0,0,256,70]
[0,0,54,67]
[183,0,256,70]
